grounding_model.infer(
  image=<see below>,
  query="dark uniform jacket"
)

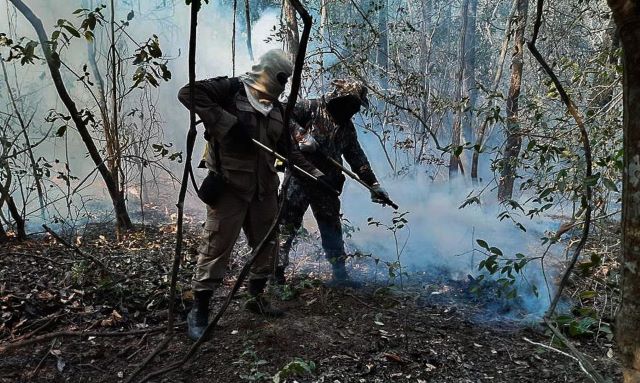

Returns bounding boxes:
[178,77,323,201]
[291,99,378,191]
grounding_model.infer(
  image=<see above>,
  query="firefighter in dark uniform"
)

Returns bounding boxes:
[178,49,325,340]
[276,79,390,287]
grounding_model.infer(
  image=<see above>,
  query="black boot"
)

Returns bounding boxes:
[245,278,284,317]
[327,259,362,289]
[187,290,211,340]
[273,266,287,285]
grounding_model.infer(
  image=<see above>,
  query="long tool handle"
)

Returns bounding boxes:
[326,156,399,210]
[251,139,340,196]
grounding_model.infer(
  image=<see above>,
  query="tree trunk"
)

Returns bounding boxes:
[377,0,389,89]
[109,0,126,235]
[319,0,329,90]
[0,220,7,243]
[244,0,254,61]
[471,0,517,182]
[448,0,470,178]
[0,163,26,239]
[462,0,478,149]
[497,0,528,201]
[1,59,46,220]
[283,0,299,62]
[10,0,132,229]
[607,1,640,381]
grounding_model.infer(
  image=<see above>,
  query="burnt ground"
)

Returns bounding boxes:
[0,210,622,383]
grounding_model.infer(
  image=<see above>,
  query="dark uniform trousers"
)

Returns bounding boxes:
[279,175,344,268]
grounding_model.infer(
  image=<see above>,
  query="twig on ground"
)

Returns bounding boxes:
[523,336,577,361]
[543,318,607,383]
[28,339,56,380]
[3,252,67,266]
[15,315,60,341]
[0,323,184,353]
[123,335,173,383]
[42,224,110,272]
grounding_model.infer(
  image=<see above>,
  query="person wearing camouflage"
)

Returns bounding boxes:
[276,79,390,287]
[177,49,324,340]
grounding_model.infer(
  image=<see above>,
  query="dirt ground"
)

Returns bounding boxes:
[0,214,622,383]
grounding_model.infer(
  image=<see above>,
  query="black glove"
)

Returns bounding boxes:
[226,122,253,151]
[370,183,390,205]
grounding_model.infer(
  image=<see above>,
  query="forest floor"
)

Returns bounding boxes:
[0,202,622,383]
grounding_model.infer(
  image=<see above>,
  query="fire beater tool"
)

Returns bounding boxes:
[323,154,399,209]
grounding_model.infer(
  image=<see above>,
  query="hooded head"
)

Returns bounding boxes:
[325,78,369,121]
[241,49,293,100]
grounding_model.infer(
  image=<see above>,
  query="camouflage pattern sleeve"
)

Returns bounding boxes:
[177,77,238,141]
[342,121,378,186]
[277,106,324,179]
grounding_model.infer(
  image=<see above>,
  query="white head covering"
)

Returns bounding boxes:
[240,49,293,100]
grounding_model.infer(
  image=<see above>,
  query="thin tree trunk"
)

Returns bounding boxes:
[9,0,132,229]
[0,220,7,243]
[448,0,470,178]
[607,1,640,381]
[232,0,237,75]
[319,0,329,91]
[471,0,517,182]
[283,0,299,62]
[0,162,26,239]
[462,0,478,147]
[1,59,46,220]
[377,0,389,89]
[244,0,254,61]
[497,0,528,201]
[589,18,619,110]
[109,0,126,235]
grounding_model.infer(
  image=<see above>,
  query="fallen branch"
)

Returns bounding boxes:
[3,252,67,266]
[543,319,607,383]
[523,336,577,361]
[0,323,184,353]
[42,224,109,272]
[123,335,173,383]
[522,336,603,383]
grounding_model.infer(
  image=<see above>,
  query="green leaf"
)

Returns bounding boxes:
[580,290,597,300]
[476,239,489,250]
[56,125,67,137]
[603,178,619,192]
[584,172,601,187]
[62,24,81,38]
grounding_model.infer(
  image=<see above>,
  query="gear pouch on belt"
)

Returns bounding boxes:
[198,171,225,206]
[198,139,225,206]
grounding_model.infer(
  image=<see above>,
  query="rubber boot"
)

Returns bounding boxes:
[327,259,362,289]
[187,290,211,340]
[273,266,287,285]
[245,278,284,317]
